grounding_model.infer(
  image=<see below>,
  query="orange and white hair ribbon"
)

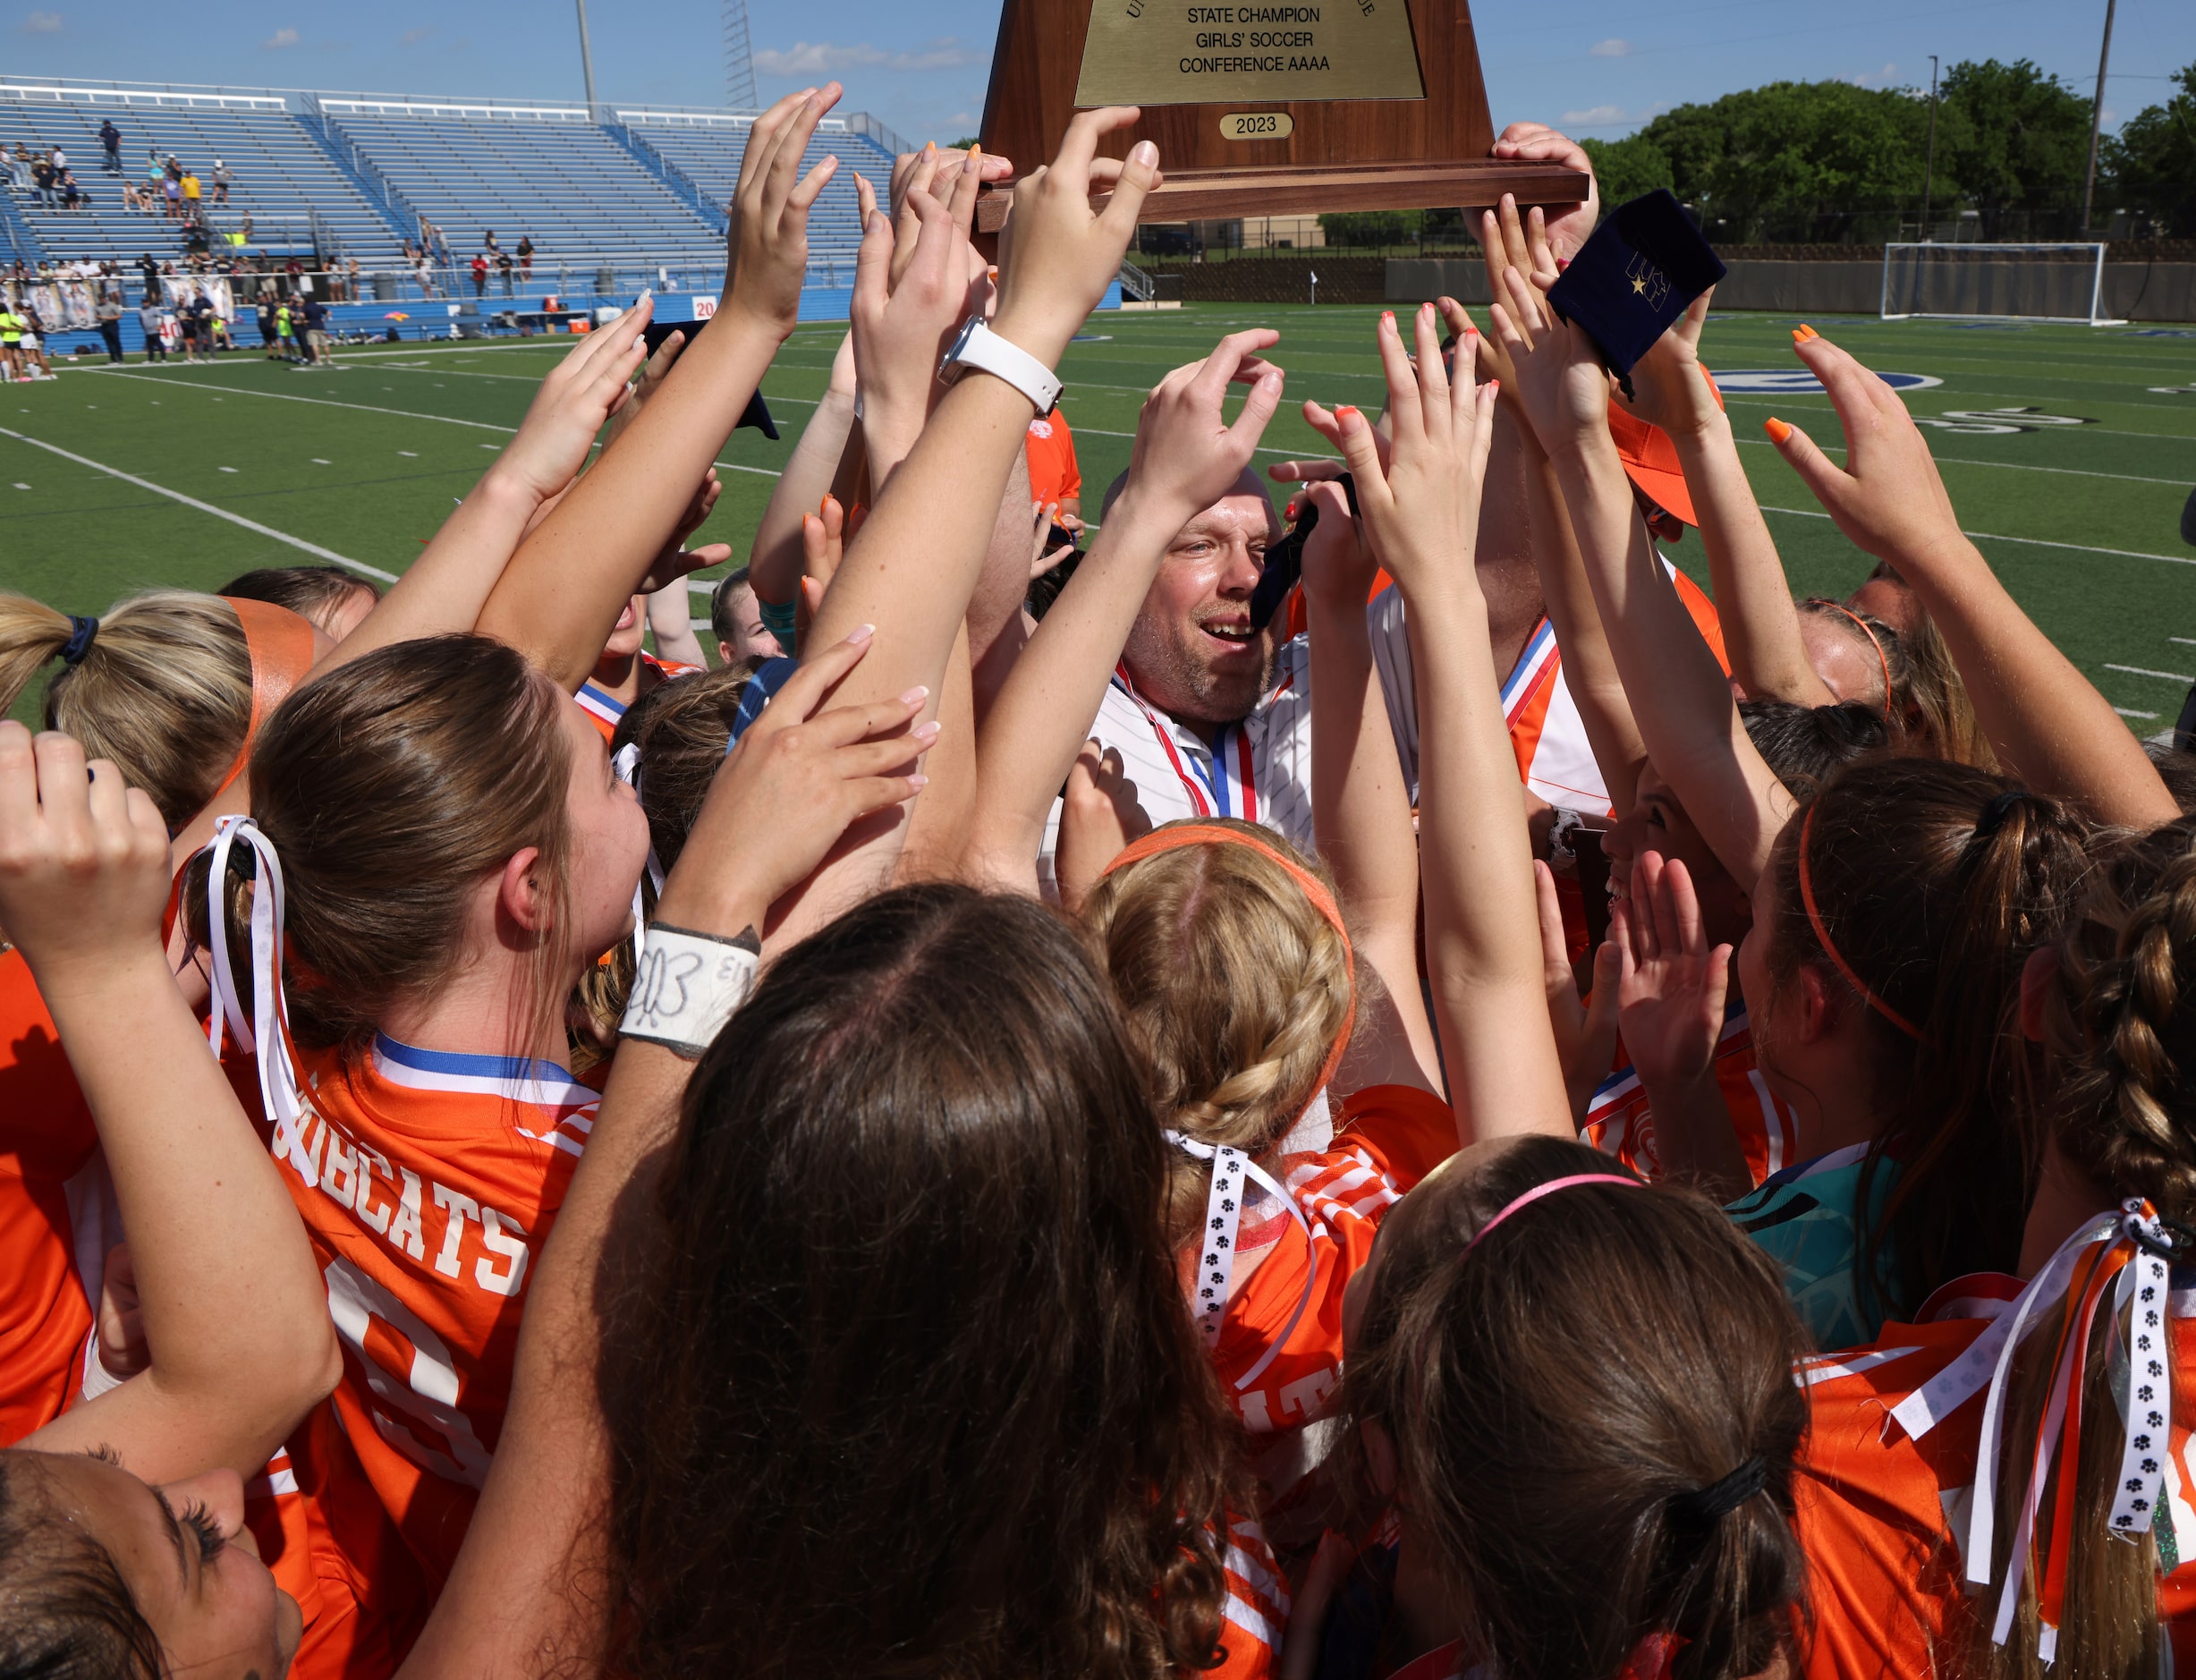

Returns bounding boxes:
[1890,1200,2175,1662]
[202,814,313,1180]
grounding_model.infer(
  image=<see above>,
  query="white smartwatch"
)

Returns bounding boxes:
[938,318,1061,415]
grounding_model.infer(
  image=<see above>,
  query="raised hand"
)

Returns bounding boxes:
[636,469,733,594]
[493,293,654,501]
[724,83,844,337]
[1295,475,1378,612]
[794,493,849,648]
[851,149,982,447]
[992,108,1161,369]
[1119,327,1285,530]
[0,723,171,992]
[1536,860,1619,1125]
[652,627,934,938]
[1610,851,1730,1098]
[1490,123,1599,265]
[1619,291,1720,440]
[1488,263,1615,459]
[1056,741,1150,915]
[1310,302,1494,598]
[1762,330,1964,569]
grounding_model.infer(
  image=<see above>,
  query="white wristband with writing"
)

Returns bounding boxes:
[619,923,761,1059]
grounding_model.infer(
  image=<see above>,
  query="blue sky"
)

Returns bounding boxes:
[9,0,2192,144]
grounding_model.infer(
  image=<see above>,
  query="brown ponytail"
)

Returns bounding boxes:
[184,634,573,1052]
[0,590,250,830]
[1344,1136,1810,1680]
[1761,759,2092,1317]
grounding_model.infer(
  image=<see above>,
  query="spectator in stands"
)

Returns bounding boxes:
[57,169,82,211]
[483,230,500,254]
[30,153,53,208]
[496,248,514,296]
[210,157,230,205]
[416,250,436,298]
[98,118,121,173]
[344,256,360,301]
[138,295,166,361]
[471,250,489,301]
[137,252,158,303]
[96,287,124,363]
[516,233,534,280]
[161,170,180,220]
[239,208,253,245]
[47,143,65,178]
[7,144,29,191]
[182,169,201,215]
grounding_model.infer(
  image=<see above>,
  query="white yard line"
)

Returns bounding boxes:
[0,425,397,581]
[1759,504,2196,567]
[74,369,782,478]
[2106,663,2196,683]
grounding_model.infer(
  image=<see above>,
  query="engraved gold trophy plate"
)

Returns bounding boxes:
[979,0,1586,229]
[1073,2,1425,106]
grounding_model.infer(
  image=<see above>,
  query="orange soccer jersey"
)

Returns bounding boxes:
[1023,411,1082,513]
[577,653,700,743]
[1794,1273,2196,1680]
[1212,1085,1456,1435]
[271,1032,595,1604]
[1583,1001,1802,1190]
[0,948,104,1446]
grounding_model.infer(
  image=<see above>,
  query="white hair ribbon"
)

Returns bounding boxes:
[609,742,664,970]
[1166,1130,1318,1394]
[201,815,312,1180]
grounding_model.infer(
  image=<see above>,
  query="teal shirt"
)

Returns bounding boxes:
[1726,1141,1903,1349]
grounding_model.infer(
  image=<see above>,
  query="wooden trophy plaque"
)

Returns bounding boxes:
[976,0,1588,229]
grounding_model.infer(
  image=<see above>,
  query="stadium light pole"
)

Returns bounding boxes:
[2081,0,2118,237]
[574,0,602,120]
[1920,55,1938,240]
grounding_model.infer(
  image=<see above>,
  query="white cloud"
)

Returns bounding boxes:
[259,24,299,47]
[17,10,61,31]
[1560,104,1628,128]
[1590,38,1632,57]
[755,38,984,75]
[400,24,432,44]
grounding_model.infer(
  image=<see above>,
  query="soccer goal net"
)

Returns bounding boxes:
[1880,242,2124,326]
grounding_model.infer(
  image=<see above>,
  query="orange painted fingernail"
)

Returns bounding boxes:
[1336,404,1362,425]
[924,140,937,154]
[1765,417,1792,444]
[1381,311,1395,328]
[1793,324,1818,344]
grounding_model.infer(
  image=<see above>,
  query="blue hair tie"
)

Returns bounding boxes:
[58,615,98,666]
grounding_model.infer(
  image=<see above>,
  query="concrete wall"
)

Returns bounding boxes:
[1385,258,2196,322]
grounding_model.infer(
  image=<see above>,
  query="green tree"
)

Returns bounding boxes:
[1579,134,1673,207]
[1935,58,2092,236]
[1317,209,1424,248]
[2104,61,2196,236]
[1637,81,1932,242]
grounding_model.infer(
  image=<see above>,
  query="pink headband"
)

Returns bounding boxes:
[1465,1173,1643,1253]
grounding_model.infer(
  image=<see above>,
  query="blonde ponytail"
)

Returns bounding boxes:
[0,590,251,830]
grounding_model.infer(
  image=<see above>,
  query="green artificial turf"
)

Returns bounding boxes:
[4,304,2192,731]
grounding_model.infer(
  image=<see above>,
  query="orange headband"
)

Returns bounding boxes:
[208,597,319,805]
[1814,599,1895,725]
[1102,822,1359,1101]
[1796,802,1923,1041]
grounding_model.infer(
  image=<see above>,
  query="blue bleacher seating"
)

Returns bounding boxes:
[0,81,911,285]
[0,86,403,269]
